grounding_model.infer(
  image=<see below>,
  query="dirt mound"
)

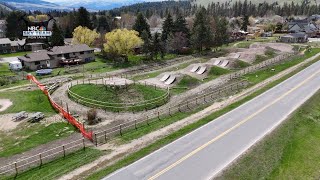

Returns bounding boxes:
[250,42,294,53]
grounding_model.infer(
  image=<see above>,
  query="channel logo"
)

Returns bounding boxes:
[23,26,52,37]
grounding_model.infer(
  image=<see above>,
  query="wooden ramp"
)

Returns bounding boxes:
[160,74,170,82]
[190,65,200,73]
[165,76,176,85]
[197,66,207,75]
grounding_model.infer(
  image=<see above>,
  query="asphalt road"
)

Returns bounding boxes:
[103,60,320,180]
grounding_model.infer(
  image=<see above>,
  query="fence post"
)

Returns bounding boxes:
[39,153,42,167]
[95,133,98,146]
[83,138,86,150]
[158,111,160,120]
[195,97,198,105]
[14,162,18,175]
[63,145,66,158]
[135,120,137,130]
[169,107,171,116]
[120,125,122,136]
[187,101,190,109]
[203,95,207,103]
[147,116,149,125]
[178,103,181,112]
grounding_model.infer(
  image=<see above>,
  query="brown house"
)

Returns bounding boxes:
[18,44,95,70]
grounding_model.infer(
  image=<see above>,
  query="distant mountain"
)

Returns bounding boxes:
[45,0,149,11]
[0,0,72,11]
[192,0,320,7]
[0,0,168,12]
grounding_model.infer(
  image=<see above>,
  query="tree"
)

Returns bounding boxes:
[133,13,150,37]
[241,15,249,32]
[103,29,143,60]
[72,26,100,47]
[161,13,174,42]
[76,7,92,29]
[213,17,229,49]
[169,32,189,53]
[64,26,72,38]
[191,8,213,52]
[151,32,162,60]
[6,11,26,40]
[97,16,110,33]
[141,30,153,59]
[173,13,190,36]
[50,22,65,46]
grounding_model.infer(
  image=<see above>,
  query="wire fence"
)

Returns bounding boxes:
[67,80,170,112]
[92,53,296,145]
[0,138,89,176]
[0,52,298,176]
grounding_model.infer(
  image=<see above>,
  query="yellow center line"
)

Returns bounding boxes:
[148,69,320,180]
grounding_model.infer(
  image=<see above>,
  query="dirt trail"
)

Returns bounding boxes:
[59,52,320,180]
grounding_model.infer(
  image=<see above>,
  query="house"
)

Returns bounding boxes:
[18,44,95,70]
[10,39,25,53]
[280,33,308,43]
[0,38,12,54]
[288,19,318,37]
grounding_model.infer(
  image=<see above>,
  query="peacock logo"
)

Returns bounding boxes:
[39,26,46,31]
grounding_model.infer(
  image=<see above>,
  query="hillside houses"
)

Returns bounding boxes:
[288,19,319,37]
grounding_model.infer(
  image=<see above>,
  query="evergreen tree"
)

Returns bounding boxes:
[173,13,190,36]
[141,30,152,59]
[91,15,98,29]
[191,8,213,53]
[241,15,249,32]
[97,16,110,33]
[133,13,151,37]
[76,7,92,29]
[64,26,72,38]
[213,17,229,49]
[6,11,26,40]
[152,32,161,60]
[50,22,65,46]
[161,13,174,42]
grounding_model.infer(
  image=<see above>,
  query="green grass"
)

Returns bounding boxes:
[244,48,320,84]
[236,41,252,48]
[1,148,103,180]
[86,49,320,180]
[0,122,76,157]
[0,51,31,58]
[233,60,251,69]
[0,90,55,115]
[204,66,230,82]
[0,63,15,76]
[171,75,202,94]
[218,90,320,180]
[69,84,168,112]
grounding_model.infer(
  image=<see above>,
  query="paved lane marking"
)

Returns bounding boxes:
[148,69,320,180]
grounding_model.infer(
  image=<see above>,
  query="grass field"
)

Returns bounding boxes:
[0,63,15,76]
[205,66,230,82]
[69,84,168,112]
[86,49,320,180]
[0,122,76,157]
[218,90,320,180]
[171,75,202,94]
[0,90,55,115]
[1,148,103,180]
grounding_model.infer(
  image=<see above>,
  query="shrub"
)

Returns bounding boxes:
[87,108,97,125]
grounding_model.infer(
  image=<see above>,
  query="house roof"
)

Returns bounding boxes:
[47,44,93,55]
[18,51,50,62]
[282,33,307,38]
[18,44,93,62]
[10,39,26,46]
[0,38,11,44]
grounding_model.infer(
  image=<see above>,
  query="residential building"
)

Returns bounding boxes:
[280,33,308,43]
[18,44,95,70]
[288,19,318,37]
[0,38,12,54]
